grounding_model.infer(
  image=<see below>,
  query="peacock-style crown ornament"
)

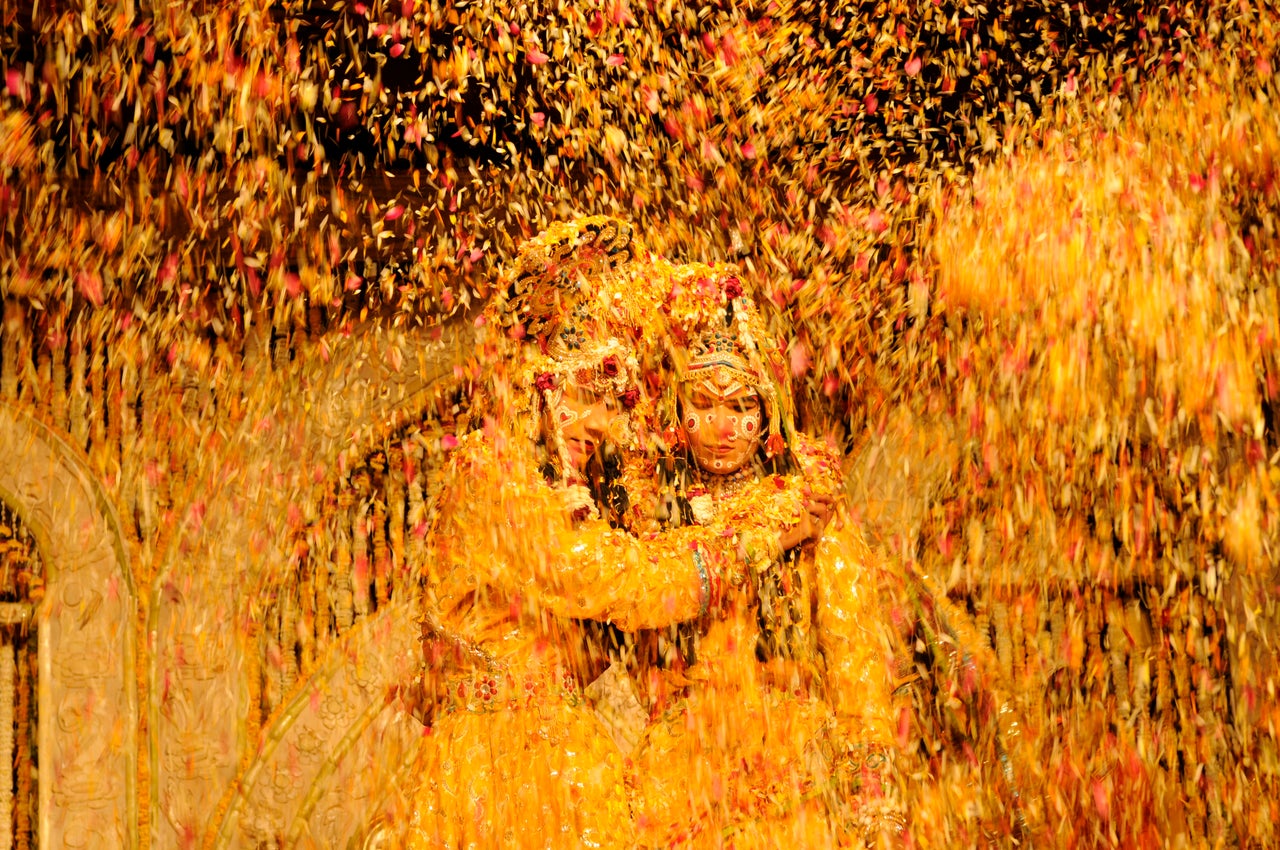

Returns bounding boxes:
[492,215,641,341]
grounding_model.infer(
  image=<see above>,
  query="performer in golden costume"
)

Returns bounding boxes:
[399,219,828,849]
[622,263,905,848]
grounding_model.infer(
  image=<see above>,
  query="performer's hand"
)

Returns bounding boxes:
[804,492,836,532]
[777,492,836,551]
[779,512,819,551]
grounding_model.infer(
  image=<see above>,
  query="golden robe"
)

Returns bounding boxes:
[626,436,904,848]
[401,432,741,849]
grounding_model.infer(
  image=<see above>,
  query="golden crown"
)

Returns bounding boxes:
[496,216,639,339]
[687,327,754,378]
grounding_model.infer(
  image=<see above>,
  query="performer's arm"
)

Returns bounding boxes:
[436,433,740,631]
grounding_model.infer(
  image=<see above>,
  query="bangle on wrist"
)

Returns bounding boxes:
[692,545,711,618]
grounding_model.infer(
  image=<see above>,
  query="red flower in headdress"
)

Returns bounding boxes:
[535,372,556,391]
[620,388,641,409]
[724,277,744,299]
[600,355,621,377]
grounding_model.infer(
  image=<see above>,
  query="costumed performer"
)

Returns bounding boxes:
[622,264,906,848]
[398,218,785,848]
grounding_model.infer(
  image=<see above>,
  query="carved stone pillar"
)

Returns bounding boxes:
[0,405,138,849]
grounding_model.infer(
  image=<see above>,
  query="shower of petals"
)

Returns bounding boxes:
[0,0,1278,846]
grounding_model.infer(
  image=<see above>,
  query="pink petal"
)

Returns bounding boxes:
[526,49,549,65]
[789,341,811,378]
[905,56,922,76]
[1092,778,1111,820]
[77,270,104,306]
[606,53,626,67]
[385,204,404,220]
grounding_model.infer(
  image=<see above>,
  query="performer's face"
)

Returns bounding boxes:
[547,384,619,472]
[681,382,762,475]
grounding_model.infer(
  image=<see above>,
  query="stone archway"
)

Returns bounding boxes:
[210,600,422,849]
[155,320,472,849]
[0,404,138,849]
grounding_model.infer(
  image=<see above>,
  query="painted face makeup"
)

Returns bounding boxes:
[680,382,762,475]
[545,382,626,472]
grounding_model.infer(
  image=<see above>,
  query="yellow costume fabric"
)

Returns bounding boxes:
[627,434,903,848]
[402,431,744,849]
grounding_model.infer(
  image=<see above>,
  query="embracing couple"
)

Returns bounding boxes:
[394,216,905,849]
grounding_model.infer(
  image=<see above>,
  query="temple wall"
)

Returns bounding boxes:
[0,300,467,848]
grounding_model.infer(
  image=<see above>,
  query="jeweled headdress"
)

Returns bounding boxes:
[477,217,672,476]
[492,216,640,340]
[662,263,793,457]
[685,326,757,399]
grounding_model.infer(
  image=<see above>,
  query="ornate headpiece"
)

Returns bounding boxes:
[524,331,640,408]
[493,216,640,340]
[474,217,670,479]
[662,263,794,456]
[685,326,759,398]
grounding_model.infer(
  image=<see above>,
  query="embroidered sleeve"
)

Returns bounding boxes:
[434,433,736,631]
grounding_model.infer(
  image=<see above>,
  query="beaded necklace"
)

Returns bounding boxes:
[705,467,756,501]
[686,465,760,524]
